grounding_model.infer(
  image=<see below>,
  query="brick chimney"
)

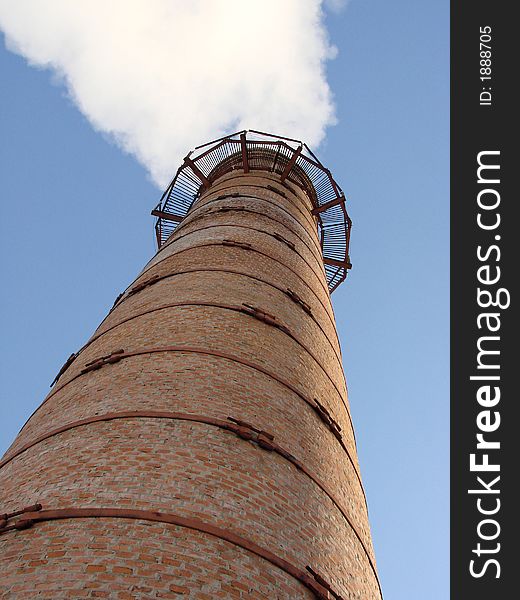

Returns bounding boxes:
[0,131,381,599]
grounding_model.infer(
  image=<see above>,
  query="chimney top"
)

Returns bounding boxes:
[152,130,352,292]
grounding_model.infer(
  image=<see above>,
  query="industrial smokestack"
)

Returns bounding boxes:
[0,1,338,186]
[0,131,381,599]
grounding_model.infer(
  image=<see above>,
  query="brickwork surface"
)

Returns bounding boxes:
[0,171,381,599]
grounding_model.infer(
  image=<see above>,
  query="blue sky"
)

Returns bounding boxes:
[0,2,449,598]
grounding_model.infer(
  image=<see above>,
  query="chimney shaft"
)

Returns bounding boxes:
[0,133,381,599]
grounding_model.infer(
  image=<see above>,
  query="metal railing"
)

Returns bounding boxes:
[152,130,351,292]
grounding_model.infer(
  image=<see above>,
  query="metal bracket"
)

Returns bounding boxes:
[313,399,343,443]
[266,184,287,198]
[271,232,296,251]
[50,353,78,387]
[215,206,246,213]
[306,566,346,600]
[240,304,291,336]
[183,156,209,189]
[127,274,161,298]
[227,417,275,451]
[280,145,303,182]
[323,257,352,270]
[284,288,312,316]
[240,132,249,173]
[216,193,240,200]
[111,292,124,309]
[222,239,253,250]
[311,196,344,215]
[81,349,125,375]
[150,209,184,223]
[0,503,42,533]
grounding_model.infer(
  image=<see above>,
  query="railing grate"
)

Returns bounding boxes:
[152,130,352,292]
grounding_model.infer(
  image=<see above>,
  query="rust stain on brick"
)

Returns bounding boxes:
[6,506,334,599]
[0,411,379,586]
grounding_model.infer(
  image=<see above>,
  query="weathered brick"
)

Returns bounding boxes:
[0,169,380,599]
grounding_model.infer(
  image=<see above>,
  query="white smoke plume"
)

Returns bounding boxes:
[0,1,338,187]
[324,0,350,13]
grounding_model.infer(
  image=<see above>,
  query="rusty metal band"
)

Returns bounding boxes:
[196,177,317,231]
[130,243,334,333]
[80,298,342,391]
[100,263,337,348]
[21,345,359,483]
[146,223,329,304]
[64,268,340,395]
[177,179,318,230]
[148,222,329,301]
[169,193,323,259]
[1,507,339,599]
[193,192,318,257]
[103,302,346,411]
[47,301,351,435]
[96,267,338,362]
[105,278,342,368]
[137,241,334,322]
[0,409,379,590]
[163,202,323,268]
[169,203,318,255]
[199,170,306,200]
[2,411,363,511]
[188,189,321,254]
